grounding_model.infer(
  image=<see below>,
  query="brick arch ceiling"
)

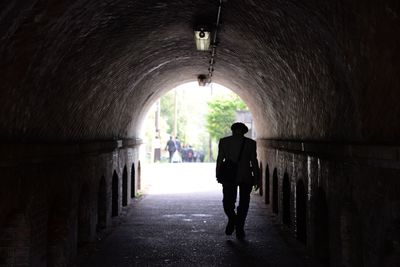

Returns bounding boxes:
[1,0,399,143]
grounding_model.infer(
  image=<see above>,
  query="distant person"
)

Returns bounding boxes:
[193,151,198,162]
[181,146,187,162]
[153,136,161,162]
[175,136,182,153]
[197,151,205,162]
[165,136,176,163]
[216,122,260,240]
[187,145,194,162]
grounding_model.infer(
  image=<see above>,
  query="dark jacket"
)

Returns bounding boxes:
[216,135,260,185]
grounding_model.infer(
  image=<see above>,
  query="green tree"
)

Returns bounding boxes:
[160,90,175,135]
[206,95,247,141]
[159,89,189,144]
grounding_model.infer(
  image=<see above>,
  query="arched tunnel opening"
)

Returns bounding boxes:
[1,0,399,266]
[139,81,254,194]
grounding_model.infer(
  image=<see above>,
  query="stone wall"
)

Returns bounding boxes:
[257,139,400,267]
[0,140,141,267]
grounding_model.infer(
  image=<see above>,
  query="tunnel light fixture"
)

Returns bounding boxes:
[194,27,211,51]
[195,0,223,86]
[197,74,208,86]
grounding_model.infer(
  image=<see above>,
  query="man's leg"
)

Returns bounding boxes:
[169,151,173,162]
[236,183,253,239]
[222,183,237,235]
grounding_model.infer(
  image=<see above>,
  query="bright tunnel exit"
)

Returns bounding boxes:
[139,81,255,195]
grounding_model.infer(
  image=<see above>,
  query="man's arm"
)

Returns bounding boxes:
[165,140,169,151]
[216,139,224,178]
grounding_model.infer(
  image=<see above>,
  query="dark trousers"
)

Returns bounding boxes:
[168,150,174,162]
[222,183,253,229]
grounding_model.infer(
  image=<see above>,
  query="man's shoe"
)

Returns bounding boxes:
[236,228,245,240]
[225,220,235,235]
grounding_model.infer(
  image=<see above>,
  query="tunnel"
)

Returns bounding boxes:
[1,0,400,266]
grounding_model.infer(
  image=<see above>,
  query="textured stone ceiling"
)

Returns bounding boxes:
[0,0,399,143]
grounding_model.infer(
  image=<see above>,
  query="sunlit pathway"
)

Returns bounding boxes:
[78,163,318,267]
[141,163,222,195]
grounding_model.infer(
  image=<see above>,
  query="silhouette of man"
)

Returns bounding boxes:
[216,122,260,239]
[165,136,176,163]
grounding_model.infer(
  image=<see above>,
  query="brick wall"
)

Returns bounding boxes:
[257,139,400,267]
[0,140,141,267]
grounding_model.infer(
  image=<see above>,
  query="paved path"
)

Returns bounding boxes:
[78,163,318,267]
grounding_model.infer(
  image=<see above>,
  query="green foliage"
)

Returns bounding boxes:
[160,89,191,144]
[145,83,248,163]
[160,91,175,134]
[206,95,247,141]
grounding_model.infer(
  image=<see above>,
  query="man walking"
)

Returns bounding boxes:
[216,122,260,239]
[165,136,176,163]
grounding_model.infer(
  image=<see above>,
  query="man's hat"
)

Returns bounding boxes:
[231,122,248,133]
